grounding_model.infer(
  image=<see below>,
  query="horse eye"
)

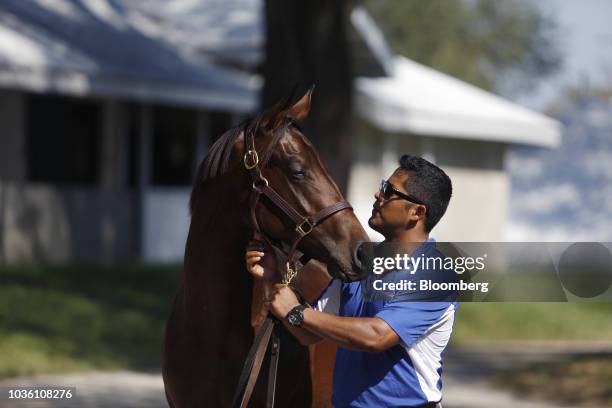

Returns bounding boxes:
[291,168,308,180]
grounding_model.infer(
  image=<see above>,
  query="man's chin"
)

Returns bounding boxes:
[368,217,380,232]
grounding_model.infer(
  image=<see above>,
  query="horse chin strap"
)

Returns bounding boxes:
[231,120,353,408]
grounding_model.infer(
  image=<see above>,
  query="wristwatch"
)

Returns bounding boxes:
[286,304,308,327]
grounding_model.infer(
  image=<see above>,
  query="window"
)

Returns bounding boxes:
[27,94,101,185]
[152,106,197,186]
[209,111,233,147]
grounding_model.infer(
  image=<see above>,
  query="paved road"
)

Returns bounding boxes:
[0,371,167,408]
[442,342,612,408]
[1,343,610,408]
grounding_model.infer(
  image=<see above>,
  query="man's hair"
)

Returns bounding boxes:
[398,155,452,232]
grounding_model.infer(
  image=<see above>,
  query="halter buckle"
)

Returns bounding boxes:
[244,149,259,170]
[252,176,269,191]
[295,218,314,237]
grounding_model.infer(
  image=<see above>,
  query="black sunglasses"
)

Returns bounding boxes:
[379,179,426,206]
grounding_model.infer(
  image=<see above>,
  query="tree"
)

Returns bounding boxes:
[363,0,562,96]
[262,1,562,191]
[263,0,353,191]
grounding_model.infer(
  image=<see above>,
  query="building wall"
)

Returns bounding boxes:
[346,120,508,242]
[345,122,386,240]
[0,94,137,263]
[0,90,227,263]
[433,138,508,241]
[0,182,136,263]
[433,167,508,241]
[142,188,191,262]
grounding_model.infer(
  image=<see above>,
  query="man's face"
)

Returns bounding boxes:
[368,170,420,237]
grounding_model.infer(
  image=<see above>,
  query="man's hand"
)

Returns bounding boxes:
[246,249,268,280]
[246,240,281,330]
[268,284,301,319]
[245,241,282,282]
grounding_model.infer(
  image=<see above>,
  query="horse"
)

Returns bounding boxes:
[162,88,369,407]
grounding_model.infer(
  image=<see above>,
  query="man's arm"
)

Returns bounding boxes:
[246,247,395,350]
[280,318,323,346]
[270,285,400,353]
[301,309,399,352]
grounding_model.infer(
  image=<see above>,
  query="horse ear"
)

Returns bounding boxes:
[260,91,295,128]
[287,86,314,122]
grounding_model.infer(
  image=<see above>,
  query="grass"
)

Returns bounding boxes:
[0,263,181,379]
[494,356,612,407]
[453,302,612,343]
[1,264,612,379]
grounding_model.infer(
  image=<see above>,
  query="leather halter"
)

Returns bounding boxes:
[232,120,353,408]
[243,119,352,285]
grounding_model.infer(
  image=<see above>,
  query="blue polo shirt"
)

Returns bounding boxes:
[315,240,459,407]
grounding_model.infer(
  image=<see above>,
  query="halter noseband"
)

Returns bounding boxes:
[243,119,352,284]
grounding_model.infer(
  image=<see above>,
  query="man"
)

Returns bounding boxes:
[247,155,456,408]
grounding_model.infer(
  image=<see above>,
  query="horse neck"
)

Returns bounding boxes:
[183,174,251,300]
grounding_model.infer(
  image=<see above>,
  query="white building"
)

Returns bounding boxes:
[0,0,260,263]
[0,1,561,263]
[347,8,561,241]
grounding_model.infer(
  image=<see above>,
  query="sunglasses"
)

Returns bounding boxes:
[379,179,426,206]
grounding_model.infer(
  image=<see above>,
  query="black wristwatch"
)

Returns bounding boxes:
[286,304,308,327]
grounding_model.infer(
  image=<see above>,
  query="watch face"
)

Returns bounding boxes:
[287,305,305,326]
[288,312,300,326]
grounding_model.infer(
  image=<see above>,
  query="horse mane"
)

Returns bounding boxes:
[189,100,301,215]
[189,121,244,214]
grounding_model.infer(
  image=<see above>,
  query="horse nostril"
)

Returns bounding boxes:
[353,243,365,272]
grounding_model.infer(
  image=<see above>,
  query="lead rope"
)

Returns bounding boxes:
[231,317,277,408]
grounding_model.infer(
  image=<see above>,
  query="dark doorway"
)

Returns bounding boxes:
[152,105,197,186]
[26,94,101,185]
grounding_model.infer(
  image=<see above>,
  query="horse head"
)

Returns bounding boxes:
[236,88,368,282]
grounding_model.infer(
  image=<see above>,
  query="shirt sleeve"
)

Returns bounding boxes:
[375,301,455,348]
[314,279,341,315]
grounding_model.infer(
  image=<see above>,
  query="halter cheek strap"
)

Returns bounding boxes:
[232,120,353,408]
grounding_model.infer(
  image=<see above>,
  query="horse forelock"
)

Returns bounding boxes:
[260,119,293,167]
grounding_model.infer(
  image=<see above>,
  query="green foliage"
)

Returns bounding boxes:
[0,263,181,378]
[362,0,562,93]
[453,303,612,343]
[547,83,612,114]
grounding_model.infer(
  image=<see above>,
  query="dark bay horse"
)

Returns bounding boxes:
[162,89,368,407]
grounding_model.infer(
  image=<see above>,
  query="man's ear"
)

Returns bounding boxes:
[286,85,314,122]
[414,205,427,221]
[407,203,426,220]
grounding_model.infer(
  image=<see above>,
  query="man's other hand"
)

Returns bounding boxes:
[268,284,301,319]
[245,240,282,282]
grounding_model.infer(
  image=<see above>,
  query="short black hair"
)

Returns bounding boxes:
[398,155,452,232]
